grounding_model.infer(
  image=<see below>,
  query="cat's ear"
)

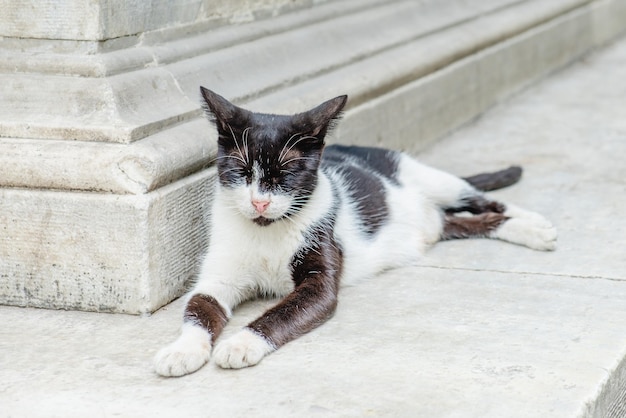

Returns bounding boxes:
[200,87,250,133]
[302,95,348,138]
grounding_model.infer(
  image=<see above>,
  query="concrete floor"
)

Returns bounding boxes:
[2,38,626,418]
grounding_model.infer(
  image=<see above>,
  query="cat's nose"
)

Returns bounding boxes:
[252,199,270,214]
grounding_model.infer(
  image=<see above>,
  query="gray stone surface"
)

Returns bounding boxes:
[1,32,625,418]
[0,0,326,41]
[0,169,215,314]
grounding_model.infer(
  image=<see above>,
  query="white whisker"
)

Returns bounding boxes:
[279,134,318,165]
[211,155,247,165]
[279,132,302,162]
[227,123,247,166]
[281,156,318,166]
[242,127,251,164]
[219,167,245,177]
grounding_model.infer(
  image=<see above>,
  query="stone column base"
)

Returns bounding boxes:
[1,170,215,314]
[1,0,625,314]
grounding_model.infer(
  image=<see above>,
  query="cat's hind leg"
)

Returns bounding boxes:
[441,192,557,251]
[396,155,556,250]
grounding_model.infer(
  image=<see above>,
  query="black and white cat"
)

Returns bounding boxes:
[154,88,556,376]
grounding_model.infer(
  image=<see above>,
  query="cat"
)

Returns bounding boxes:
[153,88,557,376]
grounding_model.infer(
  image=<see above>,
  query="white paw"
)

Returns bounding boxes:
[213,329,274,369]
[153,324,212,377]
[504,205,553,228]
[494,214,557,251]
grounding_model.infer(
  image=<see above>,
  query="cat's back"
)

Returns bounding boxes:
[320,145,437,284]
[321,145,401,237]
[321,144,401,183]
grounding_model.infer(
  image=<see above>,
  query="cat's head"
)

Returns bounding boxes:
[201,87,347,226]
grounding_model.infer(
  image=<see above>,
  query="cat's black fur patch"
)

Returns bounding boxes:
[248,207,343,348]
[322,145,400,236]
[441,193,509,240]
[290,188,342,287]
[444,194,506,215]
[184,294,229,340]
[442,212,509,240]
[323,145,400,184]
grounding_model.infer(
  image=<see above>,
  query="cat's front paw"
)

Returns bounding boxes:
[213,328,274,369]
[153,324,212,377]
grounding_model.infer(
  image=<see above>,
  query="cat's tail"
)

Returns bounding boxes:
[462,166,522,192]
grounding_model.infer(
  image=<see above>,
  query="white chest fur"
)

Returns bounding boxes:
[195,175,335,304]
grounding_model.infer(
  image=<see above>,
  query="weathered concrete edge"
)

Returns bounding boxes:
[0,169,215,314]
[581,348,626,418]
[0,120,217,195]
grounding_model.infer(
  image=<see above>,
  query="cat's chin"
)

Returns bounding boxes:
[252,216,276,227]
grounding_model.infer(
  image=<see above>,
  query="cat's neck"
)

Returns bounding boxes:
[291,172,334,229]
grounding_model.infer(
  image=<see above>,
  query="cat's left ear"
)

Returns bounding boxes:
[303,95,348,138]
[199,87,250,133]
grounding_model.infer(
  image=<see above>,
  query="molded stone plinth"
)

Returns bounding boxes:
[1,0,625,313]
[0,170,215,314]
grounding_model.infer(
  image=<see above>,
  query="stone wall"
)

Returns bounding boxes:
[1,0,625,314]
